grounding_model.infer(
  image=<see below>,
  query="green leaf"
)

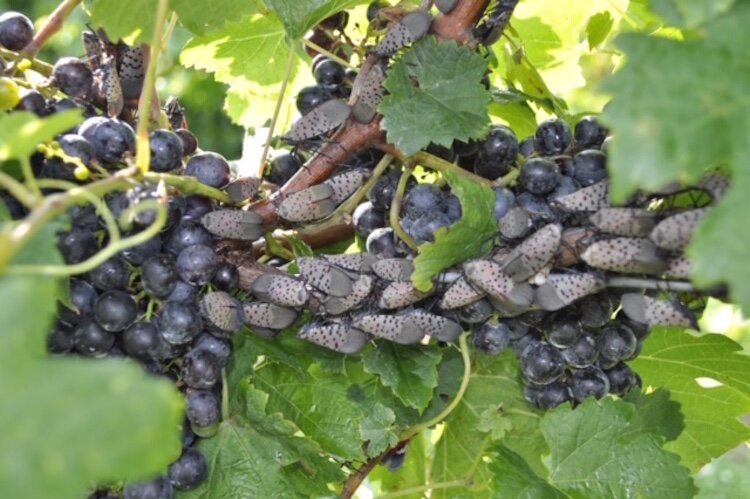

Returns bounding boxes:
[650,0,735,28]
[487,445,567,499]
[380,36,491,155]
[363,342,443,412]
[431,352,548,498]
[86,0,159,45]
[370,432,426,499]
[630,327,750,470]
[412,171,497,291]
[601,5,750,201]
[623,389,684,443]
[541,397,696,498]
[0,110,82,163]
[173,0,262,33]
[264,0,369,39]
[359,402,398,456]
[585,11,614,49]
[477,407,514,441]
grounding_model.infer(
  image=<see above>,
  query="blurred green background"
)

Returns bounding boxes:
[0,0,245,158]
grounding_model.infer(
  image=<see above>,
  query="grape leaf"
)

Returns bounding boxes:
[489,88,538,138]
[585,11,614,49]
[431,351,548,498]
[477,407,514,441]
[86,0,159,45]
[601,4,750,201]
[264,0,369,39]
[363,342,443,412]
[173,0,262,33]
[541,397,696,499]
[487,445,567,499]
[358,402,398,456]
[649,0,735,28]
[0,110,82,163]
[411,171,497,291]
[623,389,684,443]
[629,327,750,470]
[380,36,491,155]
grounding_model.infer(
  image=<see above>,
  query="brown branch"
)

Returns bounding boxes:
[23,0,82,57]
[431,0,490,44]
[341,450,389,499]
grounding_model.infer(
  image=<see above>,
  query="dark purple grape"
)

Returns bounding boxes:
[579,294,615,328]
[266,152,302,186]
[510,329,543,355]
[1,191,27,219]
[597,325,638,363]
[456,298,493,324]
[158,301,202,345]
[168,448,208,491]
[212,263,239,291]
[181,196,214,222]
[474,125,518,179]
[176,244,218,285]
[426,143,456,163]
[402,212,452,244]
[88,256,130,291]
[473,322,510,354]
[368,173,398,212]
[47,322,75,354]
[572,149,607,186]
[0,11,34,50]
[165,222,212,256]
[535,118,572,155]
[547,175,580,202]
[453,138,480,157]
[16,90,46,115]
[181,348,220,389]
[149,129,184,172]
[295,84,333,116]
[142,254,178,298]
[185,389,220,437]
[74,317,116,356]
[69,204,98,231]
[180,417,197,448]
[314,59,345,86]
[605,362,638,395]
[165,281,198,304]
[520,158,560,195]
[561,333,598,368]
[600,136,612,155]
[94,290,137,332]
[574,115,607,149]
[402,184,444,219]
[184,152,231,188]
[121,235,163,265]
[122,321,160,359]
[123,475,173,499]
[442,194,462,222]
[353,201,385,236]
[58,228,98,264]
[79,117,136,164]
[52,57,93,98]
[492,186,515,220]
[366,227,398,258]
[534,381,573,410]
[70,278,98,315]
[546,320,582,348]
[193,332,232,366]
[176,129,198,156]
[516,192,554,221]
[570,366,610,402]
[518,136,535,157]
[520,341,565,385]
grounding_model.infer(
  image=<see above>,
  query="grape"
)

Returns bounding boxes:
[16,89,45,115]
[547,175,580,202]
[492,186,515,220]
[509,329,542,355]
[94,290,137,332]
[605,362,639,395]
[0,76,20,110]
[295,85,333,116]
[579,294,615,328]
[122,321,161,359]
[561,333,598,368]
[353,201,385,236]
[368,173,399,212]
[442,194,462,222]
[472,322,510,354]
[574,115,607,149]
[0,11,34,50]
[193,332,232,366]
[58,227,99,264]
[403,212,452,244]
[426,143,456,163]
[545,320,582,348]
[366,227,398,258]
[88,256,130,291]
[367,1,389,21]
[535,118,572,155]
[597,325,637,363]
[176,244,218,285]
[402,184,444,219]
[121,235,163,265]
[165,222,212,256]
[184,152,231,188]
[520,158,560,195]
[473,157,507,181]
[47,322,75,354]
[182,196,214,223]
[52,57,94,98]
[570,366,610,402]
[516,192,554,222]
[534,381,573,410]
[79,117,136,164]
[520,341,565,385]
[165,281,199,304]
[212,262,239,291]
[158,301,202,345]
[168,448,208,491]
[185,389,220,437]
[181,348,221,389]
[180,417,197,448]
[457,298,493,324]
[142,254,178,298]
[176,129,198,156]
[149,129,184,172]
[70,278,98,315]
[572,149,607,186]
[123,475,174,499]
[266,152,302,185]
[474,125,518,179]
[518,136,535,157]
[314,59,345,86]
[600,136,613,155]
[74,317,116,357]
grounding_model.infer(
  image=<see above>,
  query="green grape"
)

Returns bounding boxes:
[0,76,20,110]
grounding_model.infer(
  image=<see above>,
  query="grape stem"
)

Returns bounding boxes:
[0,170,38,208]
[303,38,355,70]
[413,150,494,187]
[605,276,706,293]
[335,153,393,214]
[0,47,53,76]
[142,171,233,204]
[22,0,82,58]
[390,165,419,251]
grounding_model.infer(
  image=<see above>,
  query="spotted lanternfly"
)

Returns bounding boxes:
[351,59,387,124]
[353,313,425,344]
[322,252,377,273]
[501,223,562,282]
[251,273,309,308]
[463,259,532,306]
[409,310,462,342]
[324,168,369,204]
[276,184,337,222]
[435,0,459,14]
[372,258,414,282]
[242,301,298,330]
[298,319,369,354]
[664,255,692,279]
[621,293,697,328]
[534,272,604,311]
[649,208,708,251]
[99,53,124,117]
[552,180,609,212]
[372,11,433,57]
[590,208,658,237]
[200,209,264,240]
[488,289,537,317]
[283,99,351,143]
[199,291,244,335]
[696,172,730,200]
[322,275,373,315]
[378,281,428,309]
[225,177,261,204]
[297,256,354,297]
[116,43,145,100]
[581,237,668,275]
[498,207,532,240]
[439,276,485,309]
